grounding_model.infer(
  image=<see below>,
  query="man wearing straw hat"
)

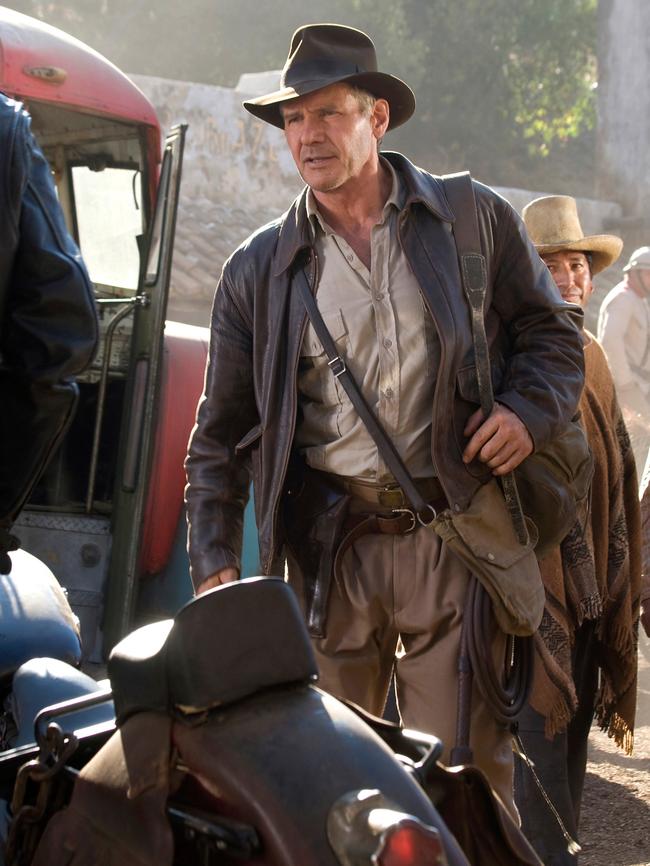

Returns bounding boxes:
[185,23,585,812]
[518,194,641,864]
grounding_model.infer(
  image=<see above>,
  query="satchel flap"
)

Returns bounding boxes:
[450,482,535,569]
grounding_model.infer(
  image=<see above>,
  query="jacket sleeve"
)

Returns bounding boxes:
[479,187,585,450]
[184,259,260,589]
[0,108,98,525]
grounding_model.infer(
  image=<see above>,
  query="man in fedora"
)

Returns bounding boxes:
[518,195,641,864]
[598,246,650,469]
[185,23,584,812]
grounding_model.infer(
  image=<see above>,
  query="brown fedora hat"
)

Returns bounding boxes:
[522,195,623,275]
[243,23,415,131]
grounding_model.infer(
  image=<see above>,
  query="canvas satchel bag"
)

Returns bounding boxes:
[442,172,594,561]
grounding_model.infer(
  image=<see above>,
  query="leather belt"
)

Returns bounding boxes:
[333,493,449,585]
[331,474,445,510]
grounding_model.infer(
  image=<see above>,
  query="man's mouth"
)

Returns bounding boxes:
[303,155,334,167]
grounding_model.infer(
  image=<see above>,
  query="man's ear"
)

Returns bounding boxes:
[373,99,390,140]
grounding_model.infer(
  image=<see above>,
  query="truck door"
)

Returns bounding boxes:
[101,124,187,650]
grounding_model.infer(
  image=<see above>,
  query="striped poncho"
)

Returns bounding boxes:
[530,333,641,753]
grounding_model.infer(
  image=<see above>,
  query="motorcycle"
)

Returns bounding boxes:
[0,553,540,866]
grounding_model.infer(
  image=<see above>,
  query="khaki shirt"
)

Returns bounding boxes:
[295,160,437,481]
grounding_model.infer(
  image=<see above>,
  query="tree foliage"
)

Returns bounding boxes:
[8,0,597,191]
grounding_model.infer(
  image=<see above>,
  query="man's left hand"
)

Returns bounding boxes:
[463,403,533,475]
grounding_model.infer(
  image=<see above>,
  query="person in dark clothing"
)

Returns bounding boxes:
[0,93,98,571]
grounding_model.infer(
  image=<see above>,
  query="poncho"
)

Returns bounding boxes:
[530,334,641,753]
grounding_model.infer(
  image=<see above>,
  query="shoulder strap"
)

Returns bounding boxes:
[297,271,433,518]
[442,172,529,545]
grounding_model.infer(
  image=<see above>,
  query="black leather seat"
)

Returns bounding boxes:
[108,577,318,724]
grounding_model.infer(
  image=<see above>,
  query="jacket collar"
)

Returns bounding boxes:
[273,151,455,276]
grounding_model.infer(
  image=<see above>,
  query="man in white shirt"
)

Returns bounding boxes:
[598,246,650,467]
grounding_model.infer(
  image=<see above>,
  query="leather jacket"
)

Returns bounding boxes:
[0,94,98,531]
[185,152,584,589]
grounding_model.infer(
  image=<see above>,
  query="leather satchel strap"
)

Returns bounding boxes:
[442,172,529,546]
[298,270,431,516]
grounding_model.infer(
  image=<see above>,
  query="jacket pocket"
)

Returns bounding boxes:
[234,424,263,454]
[453,357,506,477]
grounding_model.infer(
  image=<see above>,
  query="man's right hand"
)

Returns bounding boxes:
[196,567,239,595]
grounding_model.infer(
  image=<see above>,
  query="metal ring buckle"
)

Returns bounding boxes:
[391,507,417,533]
[417,504,438,527]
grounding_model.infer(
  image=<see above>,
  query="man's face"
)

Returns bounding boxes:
[541,250,593,307]
[281,83,388,193]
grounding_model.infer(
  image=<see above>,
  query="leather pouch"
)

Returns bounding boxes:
[424,760,542,866]
[283,466,350,638]
[431,480,544,636]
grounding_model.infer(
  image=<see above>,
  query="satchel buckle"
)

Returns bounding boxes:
[327,356,347,378]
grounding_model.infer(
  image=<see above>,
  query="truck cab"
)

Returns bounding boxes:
[0,7,212,659]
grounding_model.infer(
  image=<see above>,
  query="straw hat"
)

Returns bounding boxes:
[522,195,623,275]
[243,23,415,131]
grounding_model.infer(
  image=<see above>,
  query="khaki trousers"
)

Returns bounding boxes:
[289,521,516,816]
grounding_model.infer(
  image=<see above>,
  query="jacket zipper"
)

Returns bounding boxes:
[264,250,316,572]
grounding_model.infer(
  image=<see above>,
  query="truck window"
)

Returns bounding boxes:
[72,165,143,291]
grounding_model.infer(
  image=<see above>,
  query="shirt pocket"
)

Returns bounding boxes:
[299,308,350,409]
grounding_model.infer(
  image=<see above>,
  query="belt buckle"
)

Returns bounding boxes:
[391,507,417,533]
[378,486,405,508]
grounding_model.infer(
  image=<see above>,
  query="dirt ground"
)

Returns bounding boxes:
[579,631,650,865]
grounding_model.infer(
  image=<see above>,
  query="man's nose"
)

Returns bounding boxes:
[300,115,324,143]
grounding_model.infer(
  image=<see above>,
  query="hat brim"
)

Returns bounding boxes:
[243,71,415,131]
[534,234,624,276]
[623,261,650,272]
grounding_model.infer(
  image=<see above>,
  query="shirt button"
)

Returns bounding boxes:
[375,293,384,301]
[385,388,393,398]
[487,553,496,562]
[383,338,392,348]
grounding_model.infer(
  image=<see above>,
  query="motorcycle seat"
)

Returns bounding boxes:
[0,550,82,684]
[108,576,318,724]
